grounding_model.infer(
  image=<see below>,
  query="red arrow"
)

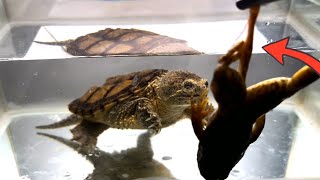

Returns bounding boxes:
[262,37,320,75]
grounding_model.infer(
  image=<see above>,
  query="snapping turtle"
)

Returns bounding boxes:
[37,69,209,149]
[190,6,319,180]
[35,28,202,56]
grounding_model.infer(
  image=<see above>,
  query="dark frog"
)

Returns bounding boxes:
[190,5,319,180]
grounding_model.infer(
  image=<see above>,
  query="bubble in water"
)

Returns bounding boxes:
[268,148,275,153]
[232,169,240,173]
[64,172,71,177]
[33,72,39,76]
[106,144,114,148]
[265,22,270,26]
[230,169,240,177]
[267,39,273,43]
[162,156,172,160]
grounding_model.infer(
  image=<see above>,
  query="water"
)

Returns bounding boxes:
[0,96,319,180]
[0,35,319,180]
[0,17,320,180]
[2,108,192,180]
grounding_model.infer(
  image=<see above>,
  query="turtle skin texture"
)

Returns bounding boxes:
[37,69,209,149]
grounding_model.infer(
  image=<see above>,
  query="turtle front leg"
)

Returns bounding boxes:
[136,99,162,135]
[71,120,109,150]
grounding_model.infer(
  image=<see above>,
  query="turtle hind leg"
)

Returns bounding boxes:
[70,120,109,150]
[36,114,82,129]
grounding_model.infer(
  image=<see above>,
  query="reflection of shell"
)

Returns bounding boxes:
[68,69,167,116]
[35,28,202,56]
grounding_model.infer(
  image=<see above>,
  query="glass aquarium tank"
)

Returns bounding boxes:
[0,0,319,179]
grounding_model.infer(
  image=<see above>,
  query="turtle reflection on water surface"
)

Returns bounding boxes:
[190,5,319,180]
[35,28,202,56]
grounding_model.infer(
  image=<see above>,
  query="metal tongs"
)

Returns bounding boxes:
[236,0,282,10]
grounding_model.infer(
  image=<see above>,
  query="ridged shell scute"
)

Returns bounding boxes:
[68,69,168,116]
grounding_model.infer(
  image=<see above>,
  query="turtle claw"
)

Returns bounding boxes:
[148,122,162,135]
[145,117,153,122]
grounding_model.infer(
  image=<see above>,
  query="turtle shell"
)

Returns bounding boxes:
[40,28,202,56]
[68,69,168,117]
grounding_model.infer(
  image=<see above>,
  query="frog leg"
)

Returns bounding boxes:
[288,66,319,93]
[238,5,260,80]
[246,66,318,121]
[71,120,109,149]
[250,114,265,143]
[218,6,260,81]
[218,41,245,66]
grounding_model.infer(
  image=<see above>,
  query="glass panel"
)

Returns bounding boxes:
[0,0,319,179]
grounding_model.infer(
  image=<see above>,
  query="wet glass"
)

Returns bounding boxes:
[0,0,320,179]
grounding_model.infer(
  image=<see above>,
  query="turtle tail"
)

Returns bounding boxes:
[36,114,82,129]
[34,40,73,46]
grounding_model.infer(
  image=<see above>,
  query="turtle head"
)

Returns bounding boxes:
[156,71,208,106]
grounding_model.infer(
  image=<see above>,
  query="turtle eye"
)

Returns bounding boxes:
[184,81,194,89]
